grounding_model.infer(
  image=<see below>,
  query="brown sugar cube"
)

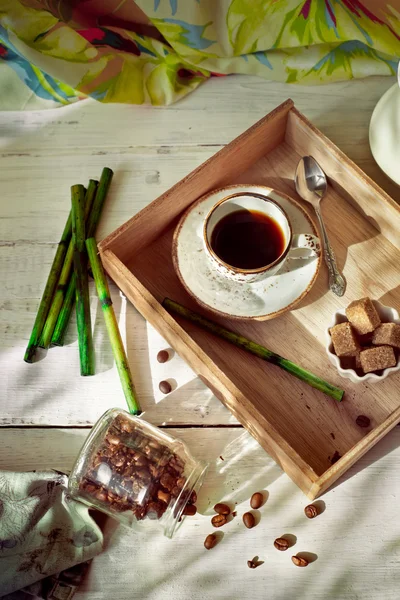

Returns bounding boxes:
[345,297,381,335]
[330,322,360,357]
[372,323,400,349]
[354,353,362,370]
[359,346,396,374]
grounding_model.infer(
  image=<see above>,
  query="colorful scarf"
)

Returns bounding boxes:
[0,1,399,110]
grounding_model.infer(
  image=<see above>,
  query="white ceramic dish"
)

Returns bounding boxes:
[172,184,321,320]
[369,82,400,185]
[325,300,400,384]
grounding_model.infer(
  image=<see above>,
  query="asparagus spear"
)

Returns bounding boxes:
[72,186,94,376]
[162,298,344,402]
[86,237,141,414]
[51,168,113,346]
[24,212,72,362]
[40,180,98,349]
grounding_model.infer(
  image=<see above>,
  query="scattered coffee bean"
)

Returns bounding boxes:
[356,415,370,428]
[243,512,255,529]
[157,350,170,363]
[204,534,217,550]
[182,504,197,516]
[304,504,318,519]
[292,555,309,567]
[330,450,341,465]
[247,560,257,569]
[159,380,172,394]
[214,503,230,515]
[250,492,263,509]
[189,490,197,505]
[274,538,289,551]
[211,514,227,528]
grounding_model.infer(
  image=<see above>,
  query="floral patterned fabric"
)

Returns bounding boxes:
[0,470,103,597]
[0,0,399,109]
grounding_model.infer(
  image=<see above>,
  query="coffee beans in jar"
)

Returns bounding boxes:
[68,408,207,538]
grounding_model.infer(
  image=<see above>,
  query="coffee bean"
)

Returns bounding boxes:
[243,512,255,529]
[304,504,318,519]
[95,490,107,502]
[157,350,170,363]
[107,435,120,446]
[171,486,181,498]
[211,514,227,527]
[157,490,171,504]
[159,380,172,394]
[356,415,370,428]
[204,534,217,550]
[160,472,175,491]
[250,492,263,509]
[213,503,230,515]
[274,538,289,551]
[292,555,308,567]
[189,490,197,505]
[247,560,257,569]
[134,454,148,467]
[120,420,133,433]
[83,483,97,494]
[182,504,197,516]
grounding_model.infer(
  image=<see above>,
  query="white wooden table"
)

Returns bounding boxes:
[2,75,400,600]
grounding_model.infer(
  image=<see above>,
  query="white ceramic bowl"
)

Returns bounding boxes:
[325,300,400,384]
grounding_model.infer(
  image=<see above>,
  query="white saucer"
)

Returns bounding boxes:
[369,83,400,185]
[172,185,321,320]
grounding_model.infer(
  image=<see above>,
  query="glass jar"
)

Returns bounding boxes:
[68,408,207,538]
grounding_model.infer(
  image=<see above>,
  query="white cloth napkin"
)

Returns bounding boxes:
[0,470,103,598]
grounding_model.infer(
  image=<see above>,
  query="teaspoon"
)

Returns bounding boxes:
[295,155,346,297]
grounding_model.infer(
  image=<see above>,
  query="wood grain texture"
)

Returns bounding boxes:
[101,104,400,497]
[1,74,400,598]
[0,282,234,426]
[1,427,400,600]
[99,100,293,259]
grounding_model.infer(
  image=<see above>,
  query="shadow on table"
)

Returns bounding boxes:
[327,423,400,493]
[196,430,282,515]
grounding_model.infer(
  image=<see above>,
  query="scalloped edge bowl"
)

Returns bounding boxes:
[325,300,400,384]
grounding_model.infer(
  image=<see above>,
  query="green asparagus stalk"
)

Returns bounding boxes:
[40,180,98,348]
[51,168,113,346]
[72,186,94,376]
[86,237,141,414]
[24,212,72,362]
[162,298,344,402]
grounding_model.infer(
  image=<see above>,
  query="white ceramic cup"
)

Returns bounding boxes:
[203,192,320,283]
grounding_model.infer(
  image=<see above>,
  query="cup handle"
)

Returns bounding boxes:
[290,234,321,259]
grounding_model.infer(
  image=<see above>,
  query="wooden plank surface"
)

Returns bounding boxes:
[1,75,398,427]
[1,74,400,598]
[1,427,400,600]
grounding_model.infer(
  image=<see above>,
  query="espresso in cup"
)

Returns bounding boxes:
[210,209,286,270]
[203,191,319,284]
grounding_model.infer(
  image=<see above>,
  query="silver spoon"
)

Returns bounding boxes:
[295,155,346,297]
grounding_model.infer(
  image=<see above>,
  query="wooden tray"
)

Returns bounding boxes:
[99,99,400,499]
